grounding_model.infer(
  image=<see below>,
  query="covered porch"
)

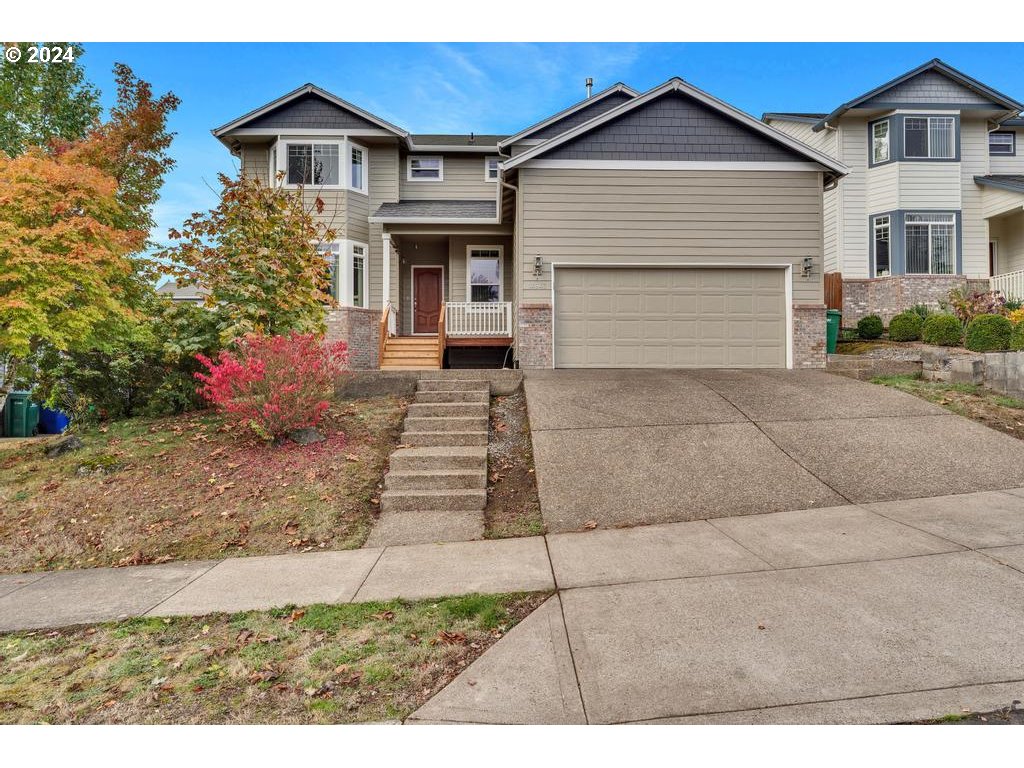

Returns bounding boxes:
[979,175,1024,300]
[378,227,514,370]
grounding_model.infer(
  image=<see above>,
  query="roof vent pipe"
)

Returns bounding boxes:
[585,77,593,98]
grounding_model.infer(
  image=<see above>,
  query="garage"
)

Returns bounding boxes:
[553,266,789,369]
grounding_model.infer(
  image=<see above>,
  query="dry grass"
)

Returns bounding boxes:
[0,592,548,724]
[0,397,406,573]
[485,392,544,539]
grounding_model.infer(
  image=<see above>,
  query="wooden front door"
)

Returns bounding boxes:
[413,267,443,334]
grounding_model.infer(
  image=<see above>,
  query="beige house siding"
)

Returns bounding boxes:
[866,161,899,214]
[990,127,1024,175]
[516,167,825,305]
[399,154,496,200]
[982,186,1024,219]
[991,211,1024,273]
[397,239,448,336]
[447,236,514,304]
[240,143,271,182]
[961,117,992,277]
[837,118,869,277]
[368,145,400,308]
[897,162,962,209]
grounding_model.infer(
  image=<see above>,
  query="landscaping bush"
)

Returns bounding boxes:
[1010,322,1024,352]
[922,314,963,346]
[964,314,1013,352]
[1006,298,1023,312]
[947,288,1007,326]
[888,311,923,342]
[857,314,884,340]
[195,332,349,441]
[909,303,934,322]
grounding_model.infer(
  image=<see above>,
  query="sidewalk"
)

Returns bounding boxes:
[2,487,1024,633]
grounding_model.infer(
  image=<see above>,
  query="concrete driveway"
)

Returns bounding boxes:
[524,369,1024,532]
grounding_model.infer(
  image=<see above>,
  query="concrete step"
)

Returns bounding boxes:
[380,488,486,513]
[417,379,491,392]
[405,415,488,433]
[407,402,488,419]
[414,390,489,404]
[389,446,488,472]
[401,430,488,447]
[384,469,487,491]
[364,510,484,547]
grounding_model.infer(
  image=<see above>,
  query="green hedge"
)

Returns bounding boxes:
[1010,322,1024,352]
[922,314,963,346]
[888,312,923,342]
[857,314,884,340]
[964,314,1013,352]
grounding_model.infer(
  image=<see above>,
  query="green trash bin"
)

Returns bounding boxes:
[826,309,842,355]
[3,391,40,437]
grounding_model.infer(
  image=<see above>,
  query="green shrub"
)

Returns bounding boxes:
[857,314,884,340]
[964,314,1013,352]
[1010,322,1024,352]
[888,312,923,342]
[922,314,963,346]
[909,303,934,321]
[1005,298,1023,312]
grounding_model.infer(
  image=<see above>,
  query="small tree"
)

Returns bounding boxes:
[195,333,349,442]
[159,173,336,342]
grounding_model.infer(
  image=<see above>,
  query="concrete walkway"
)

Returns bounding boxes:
[3,488,1024,723]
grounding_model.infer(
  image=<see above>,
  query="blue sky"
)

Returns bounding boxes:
[78,42,1024,247]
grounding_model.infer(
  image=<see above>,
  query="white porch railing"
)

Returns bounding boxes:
[992,270,1024,301]
[445,301,513,337]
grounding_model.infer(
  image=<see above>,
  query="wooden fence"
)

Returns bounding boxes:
[824,272,843,312]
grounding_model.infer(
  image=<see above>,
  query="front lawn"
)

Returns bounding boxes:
[0,592,547,724]
[0,397,406,573]
[872,375,1024,440]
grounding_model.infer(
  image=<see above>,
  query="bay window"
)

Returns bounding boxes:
[318,242,342,300]
[872,215,890,276]
[349,143,367,193]
[351,243,367,308]
[288,143,340,185]
[468,248,502,302]
[904,116,955,159]
[871,120,890,164]
[275,139,368,190]
[905,213,956,275]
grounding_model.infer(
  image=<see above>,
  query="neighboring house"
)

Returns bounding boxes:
[765,59,1024,324]
[213,77,846,370]
[155,279,208,303]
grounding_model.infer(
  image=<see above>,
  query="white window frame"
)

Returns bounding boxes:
[904,213,957,275]
[281,140,344,188]
[268,145,278,186]
[903,116,956,160]
[872,215,891,277]
[466,245,504,304]
[989,131,1015,156]
[348,241,369,308]
[317,240,343,302]
[871,120,890,164]
[484,156,500,182]
[407,155,444,182]
[348,141,369,194]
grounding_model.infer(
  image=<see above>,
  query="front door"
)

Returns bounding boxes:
[413,267,443,334]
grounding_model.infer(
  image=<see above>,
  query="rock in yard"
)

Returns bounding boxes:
[45,434,84,458]
[288,427,326,446]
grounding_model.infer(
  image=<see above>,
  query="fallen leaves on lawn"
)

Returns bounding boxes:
[433,630,467,646]
[581,520,598,530]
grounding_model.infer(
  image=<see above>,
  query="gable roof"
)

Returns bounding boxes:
[503,77,848,182]
[212,83,408,141]
[811,59,1023,131]
[497,83,639,149]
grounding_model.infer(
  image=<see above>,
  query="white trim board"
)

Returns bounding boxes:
[368,217,501,225]
[548,262,795,370]
[521,160,827,172]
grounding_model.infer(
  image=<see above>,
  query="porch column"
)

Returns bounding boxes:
[381,233,391,310]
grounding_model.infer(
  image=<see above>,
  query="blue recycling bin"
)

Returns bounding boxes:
[39,407,71,434]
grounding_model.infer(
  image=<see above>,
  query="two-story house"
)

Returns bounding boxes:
[213,77,847,370]
[765,59,1024,324]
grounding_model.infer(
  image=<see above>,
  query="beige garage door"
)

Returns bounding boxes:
[553,267,787,368]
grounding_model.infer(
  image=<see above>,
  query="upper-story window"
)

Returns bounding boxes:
[408,156,443,181]
[288,143,340,185]
[871,120,890,164]
[484,157,500,181]
[989,131,1016,156]
[904,117,956,159]
[349,143,368,193]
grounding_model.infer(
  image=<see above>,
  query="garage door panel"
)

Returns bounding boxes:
[554,267,786,369]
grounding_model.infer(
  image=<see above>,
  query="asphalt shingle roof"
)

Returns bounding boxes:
[974,175,1024,194]
[411,134,507,146]
[372,200,497,220]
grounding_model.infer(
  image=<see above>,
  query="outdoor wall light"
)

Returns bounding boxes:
[802,256,814,277]
[534,257,543,277]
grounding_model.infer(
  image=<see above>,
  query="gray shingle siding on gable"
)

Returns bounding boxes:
[541,92,808,162]
[861,70,993,106]
[531,91,635,140]
[244,94,380,130]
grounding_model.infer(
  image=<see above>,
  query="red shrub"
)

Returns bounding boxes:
[195,333,349,441]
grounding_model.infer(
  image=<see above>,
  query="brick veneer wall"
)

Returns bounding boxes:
[792,304,827,369]
[516,303,553,369]
[842,276,991,326]
[325,307,380,370]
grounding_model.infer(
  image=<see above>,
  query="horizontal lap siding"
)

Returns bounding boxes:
[519,168,824,305]
[370,146,400,308]
[399,154,495,200]
[960,118,990,277]
[990,128,1024,174]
